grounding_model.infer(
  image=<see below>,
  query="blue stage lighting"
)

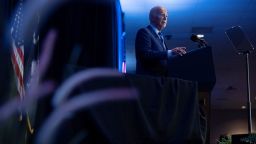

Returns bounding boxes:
[120,0,197,12]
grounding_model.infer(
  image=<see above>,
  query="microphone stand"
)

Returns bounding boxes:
[241,51,253,133]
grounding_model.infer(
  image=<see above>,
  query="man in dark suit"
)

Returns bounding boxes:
[135,6,186,76]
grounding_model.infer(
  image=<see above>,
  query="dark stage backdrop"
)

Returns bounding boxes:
[31,0,125,85]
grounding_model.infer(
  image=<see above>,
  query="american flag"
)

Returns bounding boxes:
[11,0,25,100]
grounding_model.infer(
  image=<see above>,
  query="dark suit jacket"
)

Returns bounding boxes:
[135,25,168,76]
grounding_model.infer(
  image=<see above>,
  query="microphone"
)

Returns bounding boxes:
[190,34,199,42]
[190,34,208,48]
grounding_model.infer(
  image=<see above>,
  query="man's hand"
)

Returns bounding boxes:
[171,47,187,56]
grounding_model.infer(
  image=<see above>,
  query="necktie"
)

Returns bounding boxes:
[158,32,166,50]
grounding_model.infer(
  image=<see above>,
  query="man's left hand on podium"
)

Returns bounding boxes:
[170,47,187,56]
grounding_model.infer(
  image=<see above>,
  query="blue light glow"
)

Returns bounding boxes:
[120,0,197,13]
[116,0,123,72]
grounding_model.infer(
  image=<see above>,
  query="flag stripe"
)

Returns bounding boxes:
[11,52,25,98]
[11,53,24,88]
[12,43,24,77]
[16,45,24,65]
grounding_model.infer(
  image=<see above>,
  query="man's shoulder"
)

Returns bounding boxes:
[137,27,147,32]
[137,25,151,35]
[138,25,151,31]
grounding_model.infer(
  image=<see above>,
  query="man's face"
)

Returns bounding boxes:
[153,8,168,31]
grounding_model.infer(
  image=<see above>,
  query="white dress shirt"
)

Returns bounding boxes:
[150,24,173,57]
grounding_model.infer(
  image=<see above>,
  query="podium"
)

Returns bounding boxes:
[168,46,216,143]
[168,46,216,92]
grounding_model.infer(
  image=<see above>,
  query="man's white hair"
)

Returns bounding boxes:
[149,6,167,23]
